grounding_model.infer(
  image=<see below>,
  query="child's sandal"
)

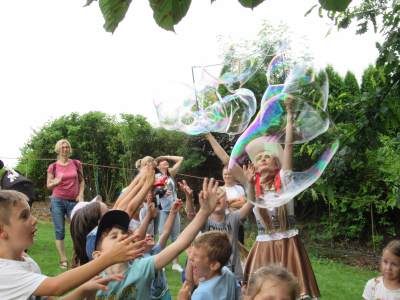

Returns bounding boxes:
[60,260,68,269]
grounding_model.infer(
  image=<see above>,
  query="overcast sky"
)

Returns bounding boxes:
[0,0,383,167]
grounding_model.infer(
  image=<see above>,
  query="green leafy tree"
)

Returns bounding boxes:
[16,111,161,202]
[325,64,344,98]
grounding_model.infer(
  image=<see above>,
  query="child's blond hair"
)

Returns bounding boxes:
[193,231,232,270]
[382,240,400,258]
[135,156,155,170]
[0,190,28,225]
[246,264,298,300]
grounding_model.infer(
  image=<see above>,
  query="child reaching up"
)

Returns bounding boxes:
[180,162,256,283]
[89,177,226,300]
[132,198,184,300]
[0,190,145,300]
[363,240,400,300]
[244,264,298,300]
[178,231,242,300]
[84,167,156,263]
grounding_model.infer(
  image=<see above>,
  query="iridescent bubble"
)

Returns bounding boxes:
[154,42,287,136]
[153,82,256,136]
[228,52,338,208]
[266,52,329,109]
[193,41,287,93]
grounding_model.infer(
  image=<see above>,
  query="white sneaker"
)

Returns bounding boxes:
[172,264,183,272]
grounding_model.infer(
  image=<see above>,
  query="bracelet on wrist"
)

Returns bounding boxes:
[185,207,196,216]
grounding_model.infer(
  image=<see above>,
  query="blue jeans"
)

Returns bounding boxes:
[50,196,77,240]
[158,210,181,257]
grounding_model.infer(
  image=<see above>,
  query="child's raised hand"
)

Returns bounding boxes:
[84,274,126,293]
[145,169,156,185]
[185,244,193,258]
[178,282,192,300]
[147,202,155,215]
[243,161,256,184]
[108,234,145,264]
[179,180,193,198]
[171,199,184,214]
[198,178,225,215]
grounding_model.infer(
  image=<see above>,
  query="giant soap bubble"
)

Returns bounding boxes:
[153,41,287,136]
[228,51,339,208]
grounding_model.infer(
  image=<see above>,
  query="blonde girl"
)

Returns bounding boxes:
[363,240,400,300]
[245,265,298,300]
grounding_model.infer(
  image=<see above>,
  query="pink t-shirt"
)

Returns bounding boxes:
[47,160,82,200]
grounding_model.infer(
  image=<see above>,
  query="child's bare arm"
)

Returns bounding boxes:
[137,195,154,241]
[114,164,153,209]
[154,178,225,273]
[113,174,142,209]
[239,162,256,221]
[179,181,195,222]
[114,166,150,211]
[47,274,126,300]
[159,199,183,249]
[33,235,145,297]
[184,246,195,292]
[125,170,155,220]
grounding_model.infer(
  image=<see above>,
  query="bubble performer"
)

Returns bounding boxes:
[205,97,321,299]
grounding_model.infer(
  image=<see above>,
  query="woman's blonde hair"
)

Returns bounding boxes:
[55,139,72,155]
[135,156,155,170]
[246,265,298,300]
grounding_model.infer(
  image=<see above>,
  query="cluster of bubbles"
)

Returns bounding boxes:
[153,41,287,137]
[153,41,339,208]
[228,51,339,208]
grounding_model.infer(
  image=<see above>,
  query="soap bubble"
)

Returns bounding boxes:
[194,41,287,93]
[228,52,338,208]
[154,82,257,135]
[154,41,286,136]
[265,52,329,109]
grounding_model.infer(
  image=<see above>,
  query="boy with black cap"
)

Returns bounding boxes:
[90,178,226,300]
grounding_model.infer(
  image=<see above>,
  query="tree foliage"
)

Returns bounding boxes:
[325,64,344,98]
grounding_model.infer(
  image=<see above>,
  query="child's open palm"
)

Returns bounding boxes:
[109,234,145,264]
[179,180,193,198]
[198,178,225,215]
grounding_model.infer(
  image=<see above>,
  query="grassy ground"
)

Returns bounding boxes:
[29,221,379,299]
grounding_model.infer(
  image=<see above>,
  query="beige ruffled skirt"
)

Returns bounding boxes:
[244,235,321,299]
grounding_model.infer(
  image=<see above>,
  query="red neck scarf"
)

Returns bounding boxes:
[254,168,281,197]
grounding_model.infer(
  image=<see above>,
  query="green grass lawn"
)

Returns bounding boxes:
[29,222,379,299]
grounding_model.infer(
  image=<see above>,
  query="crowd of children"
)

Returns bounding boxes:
[1,143,400,299]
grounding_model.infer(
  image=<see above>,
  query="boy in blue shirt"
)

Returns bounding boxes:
[133,197,184,300]
[179,230,242,300]
[90,178,226,300]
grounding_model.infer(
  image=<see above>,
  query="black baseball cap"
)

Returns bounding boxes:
[95,210,130,250]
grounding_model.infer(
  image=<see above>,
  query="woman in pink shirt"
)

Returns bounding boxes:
[47,139,85,269]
